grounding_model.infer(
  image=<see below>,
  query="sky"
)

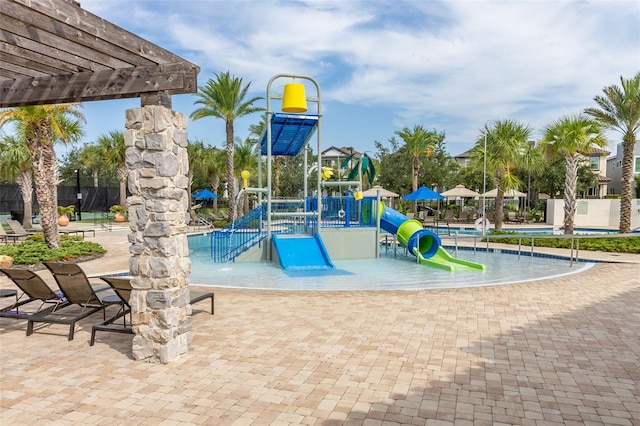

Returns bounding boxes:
[71,0,639,157]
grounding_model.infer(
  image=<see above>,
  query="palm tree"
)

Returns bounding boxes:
[97,131,127,206]
[394,125,444,213]
[472,120,532,231]
[540,115,606,234]
[190,71,264,219]
[584,72,640,233]
[78,143,103,187]
[234,137,258,215]
[0,135,33,228]
[0,104,84,248]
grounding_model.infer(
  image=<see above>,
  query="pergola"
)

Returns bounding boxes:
[0,0,199,108]
[1,0,200,363]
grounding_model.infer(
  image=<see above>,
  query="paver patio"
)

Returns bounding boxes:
[1,226,639,425]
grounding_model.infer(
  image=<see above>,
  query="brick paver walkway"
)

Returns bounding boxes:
[1,227,639,425]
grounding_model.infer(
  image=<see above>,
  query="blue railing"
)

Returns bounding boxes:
[210,205,266,262]
[210,196,377,262]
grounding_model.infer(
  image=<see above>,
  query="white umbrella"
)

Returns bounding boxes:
[440,184,480,198]
[362,185,399,198]
[482,188,527,198]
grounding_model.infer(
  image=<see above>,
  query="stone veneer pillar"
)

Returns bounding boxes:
[124,105,192,363]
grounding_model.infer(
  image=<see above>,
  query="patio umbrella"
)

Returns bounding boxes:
[192,189,219,199]
[481,188,526,198]
[440,184,480,198]
[402,186,444,201]
[362,185,399,198]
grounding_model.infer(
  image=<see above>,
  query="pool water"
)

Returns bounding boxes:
[187,234,594,291]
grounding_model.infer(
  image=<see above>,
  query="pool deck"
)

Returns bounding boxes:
[1,223,639,425]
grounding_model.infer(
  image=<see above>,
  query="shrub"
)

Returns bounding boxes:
[0,237,107,265]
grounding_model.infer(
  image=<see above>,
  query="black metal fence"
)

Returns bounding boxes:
[0,184,120,218]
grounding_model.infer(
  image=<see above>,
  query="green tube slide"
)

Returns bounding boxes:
[374,201,485,272]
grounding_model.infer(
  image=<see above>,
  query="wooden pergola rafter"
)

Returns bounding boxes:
[0,0,199,108]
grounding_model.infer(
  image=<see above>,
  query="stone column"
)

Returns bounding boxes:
[125,105,192,363]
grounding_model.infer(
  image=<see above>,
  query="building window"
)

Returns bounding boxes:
[635,156,640,173]
[589,156,599,170]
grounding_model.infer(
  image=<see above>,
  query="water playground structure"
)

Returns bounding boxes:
[210,74,484,273]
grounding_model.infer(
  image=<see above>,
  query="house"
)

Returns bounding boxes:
[454,149,473,168]
[580,147,611,198]
[606,142,640,196]
[321,146,361,175]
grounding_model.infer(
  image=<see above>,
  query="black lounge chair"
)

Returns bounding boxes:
[34,262,113,340]
[0,268,69,319]
[90,277,134,346]
[91,276,214,345]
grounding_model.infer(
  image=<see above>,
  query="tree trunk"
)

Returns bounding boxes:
[494,172,504,231]
[92,168,99,187]
[27,126,60,248]
[563,155,579,235]
[117,162,127,206]
[273,157,281,198]
[226,120,236,219]
[495,189,504,231]
[211,174,220,215]
[239,177,249,214]
[16,170,33,229]
[619,137,634,233]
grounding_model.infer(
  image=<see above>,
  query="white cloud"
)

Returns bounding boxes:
[80,0,640,154]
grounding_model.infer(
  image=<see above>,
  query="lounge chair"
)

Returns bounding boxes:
[189,209,213,229]
[444,209,457,223]
[5,219,37,236]
[90,277,133,346]
[6,218,95,239]
[0,268,69,319]
[507,211,524,223]
[32,262,114,340]
[0,222,29,243]
[91,276,214,345]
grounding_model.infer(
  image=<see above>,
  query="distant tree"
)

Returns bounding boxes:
[278,152,306,198]
[540,115,606,234]
[0,104,84,248]
[78,143,103,187]
[190,71,264,219]
[585,72,640,233]
[394,126,444,213]
[97,131,126,206]
[0,135,33,228]
[375,136,457,198]
[470,120,532,231]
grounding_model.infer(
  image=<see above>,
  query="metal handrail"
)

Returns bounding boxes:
[210,205,266,263]
[440,232,638,266]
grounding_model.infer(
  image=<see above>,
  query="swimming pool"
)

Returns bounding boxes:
[187,234,594,291]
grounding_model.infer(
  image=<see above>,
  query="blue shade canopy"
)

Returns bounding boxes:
[260,113,319,156]
[192,189,218,199]
[402,186,444,201]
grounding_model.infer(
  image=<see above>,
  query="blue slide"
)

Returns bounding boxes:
[272,233,335,271]
[377,203,485,272]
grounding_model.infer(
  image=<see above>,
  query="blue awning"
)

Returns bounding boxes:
[260,113,319,156]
